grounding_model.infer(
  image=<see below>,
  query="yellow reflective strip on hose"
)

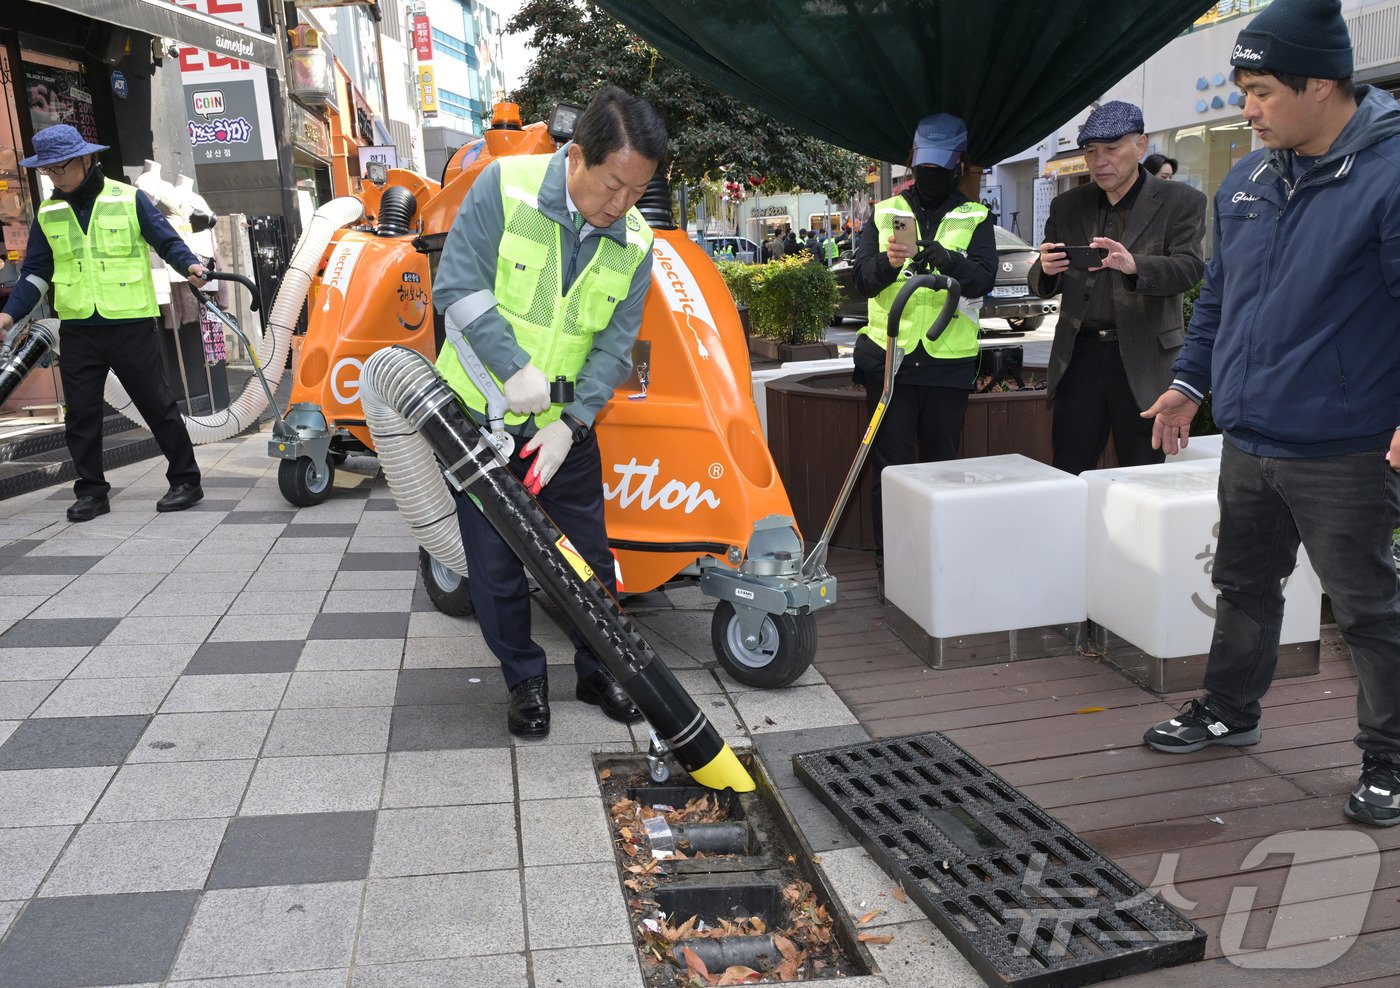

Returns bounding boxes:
[862,401,886,446]
[688,744,756,793]
[554,534,593,581]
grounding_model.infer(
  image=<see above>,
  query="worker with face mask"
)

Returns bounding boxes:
[849,113,998,593]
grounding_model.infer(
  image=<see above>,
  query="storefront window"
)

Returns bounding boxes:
[1163,118,1254,259]
[0,49,39,304]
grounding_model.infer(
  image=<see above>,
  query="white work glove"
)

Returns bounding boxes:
[519,419,573,494]
[503,363,550,415]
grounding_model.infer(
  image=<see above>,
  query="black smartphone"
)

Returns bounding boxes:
[1061,245,1109,270]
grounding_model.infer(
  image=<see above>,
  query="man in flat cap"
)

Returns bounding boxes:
[1140,0,1400,830]
[1029,101,1206,475]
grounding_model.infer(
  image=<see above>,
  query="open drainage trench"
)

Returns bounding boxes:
[597,753,872,986]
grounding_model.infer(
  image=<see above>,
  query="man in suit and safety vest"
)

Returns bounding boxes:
[0,126,206,522]
[433,86,667,738]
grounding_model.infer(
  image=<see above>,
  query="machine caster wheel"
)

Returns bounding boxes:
[328,449,348,466]
[648,758,671,784]
[278,455,334,507]
[710,601,817,689]
[419,548,474,617]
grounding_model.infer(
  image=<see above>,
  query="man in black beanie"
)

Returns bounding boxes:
[1141,0,1400,829]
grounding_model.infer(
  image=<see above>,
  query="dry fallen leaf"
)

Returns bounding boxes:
[680,944,710,983]
[715,965,763,986]
[598,768,612,781]
[858,932,895,944]
[891,886,908,903]
[857,909,884,924]
[773,934,798,961]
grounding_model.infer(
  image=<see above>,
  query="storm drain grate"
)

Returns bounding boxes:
[793,732,1204,987]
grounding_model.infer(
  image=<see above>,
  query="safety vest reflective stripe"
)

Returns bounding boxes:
[860,198,988,360]
[436,155,654,429]
[36,179,159,322]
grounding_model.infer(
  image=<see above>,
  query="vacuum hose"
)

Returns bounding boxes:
[104,197,366,443]
[0,319,59,408]
[376,186,418,237]
[361,346,755,793]
[635,173,677,231]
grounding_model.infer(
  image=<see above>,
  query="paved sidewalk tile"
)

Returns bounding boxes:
[92,760,255,822]
[0,597,46,623]
[731,684,861,734]
[0,766,115,827]
[860,917,984,987]
[308,612,409,641]
[129,590,240,617]
[71,643,200,679]
[394,668,508,706]
[751,724,873,791]
[281,671,398,709]
[531,943,645,988]
[257,554,347,575]
[405,611,476,639]
[381,749,513,808]
[31,591,147,620]
[817,846,932,929]
[105,615,220,646]
[184,641,303,676]
[370,804,518,877]
[170,882,361,980]
[523,863,632,949]
[0,826,72,899]
[0,715,148,770]
[355,870,524,965]
[34,677,174,718]
[401,637,496,669]
[387,704,512,752]
[244,570,337,593]
[331,570,417,591]
[0,901,18,940]
[40,818,228,896]
[337,552,418,571]
[297,638,401,671]
[222,510,295,526]
[209,811,376,889]
[0,554,102,576]
[510,701,632,747]
[161,673,290,713]
[0,680,55,718]
[0,890,198,988]
[211,614,317,643]
[131,711,274,763]
[321,589,414,614]
[168,971,348,987]
[0,617,120,648]
[229,591,329,616]
[351,954,526,988]
[514,743,607,802]
[264,707,393,757]
[519,797,613,867]
[241,754,385,815]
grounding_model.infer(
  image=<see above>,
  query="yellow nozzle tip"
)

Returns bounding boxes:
[688,744,755,793]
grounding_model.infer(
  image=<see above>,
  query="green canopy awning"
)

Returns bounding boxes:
[592,0,1218,165]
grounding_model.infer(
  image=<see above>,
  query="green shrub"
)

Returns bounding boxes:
[1182,279,1219,436]
[743,256,841,345]
[715,260,758,307]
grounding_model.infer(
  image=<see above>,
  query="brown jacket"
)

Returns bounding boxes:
[1029,174,1206,408]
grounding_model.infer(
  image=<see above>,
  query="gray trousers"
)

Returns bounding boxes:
[1203,441,1400,759]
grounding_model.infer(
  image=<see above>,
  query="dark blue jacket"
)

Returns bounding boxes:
[1,166,201,328]
[1173,86,1400,457]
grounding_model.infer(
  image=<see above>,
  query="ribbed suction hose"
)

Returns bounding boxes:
[359,346,468,577]
[0,319,59,408]
[104,197,366,442]
[376,186,417,237]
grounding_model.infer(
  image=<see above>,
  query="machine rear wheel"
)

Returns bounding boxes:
[710,601,816,689]
[1008,315,1044,331]
[419,548,474,617]
[278,455,334,507]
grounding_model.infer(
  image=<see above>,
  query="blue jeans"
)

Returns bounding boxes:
[1204,441,1400,758]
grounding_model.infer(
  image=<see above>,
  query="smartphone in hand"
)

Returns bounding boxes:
[889,213,918,253]
[1062,245,1110,270]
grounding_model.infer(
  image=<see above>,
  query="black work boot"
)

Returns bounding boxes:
[156,483,203,513]
[507,676,550,737]
[66,496,109,523]
[576,669,642,723]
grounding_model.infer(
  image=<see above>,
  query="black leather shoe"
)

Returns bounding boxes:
[576,670,642,724]
[507,676,551,737]
[66,496,109,523]
[156,483,203,513]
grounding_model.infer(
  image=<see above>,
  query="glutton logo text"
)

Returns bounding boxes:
[1233,44,1264,62]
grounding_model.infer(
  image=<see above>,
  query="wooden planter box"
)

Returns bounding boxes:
[767,371,1117,550]
[748,338,839,363]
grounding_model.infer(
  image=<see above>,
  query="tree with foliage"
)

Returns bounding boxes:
[505,0,866,201]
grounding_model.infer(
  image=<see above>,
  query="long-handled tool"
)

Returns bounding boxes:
[187,272,291,440]
[801,267,961,579]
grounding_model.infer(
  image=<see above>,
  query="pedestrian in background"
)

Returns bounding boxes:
[1029,101,1206,475]
[1140,0,1400,829]
[0,125,206,522]
[1143,152,1178,179]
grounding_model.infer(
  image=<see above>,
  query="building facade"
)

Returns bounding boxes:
[419,0,507,181]
[987,0,1400,250]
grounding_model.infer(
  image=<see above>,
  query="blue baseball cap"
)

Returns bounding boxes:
[912,113,968,169]
[1077,101,1146,147]
[19,125,108,168]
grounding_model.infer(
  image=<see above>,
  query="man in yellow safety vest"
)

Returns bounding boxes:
[0,125,207,522]
[433,86,667,739]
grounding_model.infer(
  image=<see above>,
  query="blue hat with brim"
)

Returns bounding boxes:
[19,125,108,168]
[912,113,968,169]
